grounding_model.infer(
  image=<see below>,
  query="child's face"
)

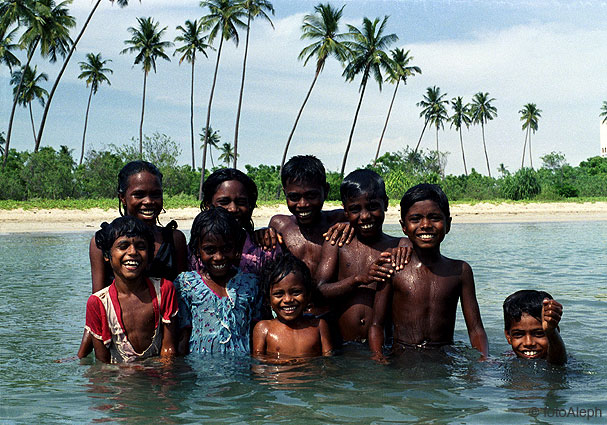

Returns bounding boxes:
[107,235,149,282]
[401,200,451,249]
[269,272,308,323]
[211,180,251,228]
[283,180,326,226]
[198,234,240,279]
[343,194,386,239]
[120,171,163,225]
[505,313,549,360]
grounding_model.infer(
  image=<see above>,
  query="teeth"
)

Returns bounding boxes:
[282,306,297,312]
[523,351,539,356]
[298,212,311,217]
[213,264,227,270]
[139,210,156,216]
[419,234,434,240]
[361,224,373,230]
[124,260,139,266]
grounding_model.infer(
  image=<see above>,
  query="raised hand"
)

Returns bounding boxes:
[542,298,563,333]
[323,222,355,246]
[253,227,283,250]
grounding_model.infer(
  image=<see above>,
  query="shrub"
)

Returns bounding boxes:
[500,167,541,200]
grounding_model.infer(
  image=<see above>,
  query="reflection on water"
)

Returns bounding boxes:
[1,222,606,423]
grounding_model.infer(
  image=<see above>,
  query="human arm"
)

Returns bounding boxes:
[252,321,269,357]
[318,318,333,356]
[89,236,107,293]
[160,279,179,358]
[323,222,355,246]
[161,321,177,358]
[85,295,111,363]
[542,299,567,365]
[459,262,489,358]
[253,227,283,250]
[91,336,111,363]
[369,280,392,359]
[173,229,188,275]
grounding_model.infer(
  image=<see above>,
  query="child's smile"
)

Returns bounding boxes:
[344,195,386,239]
[270,273,308,323]
[211,180,252,228]
[108,235,149,282]
[120,172,163,225]
[284,181,325,226]
[198,235,239,280]
[505,313,549,360]
[401,200,451,248]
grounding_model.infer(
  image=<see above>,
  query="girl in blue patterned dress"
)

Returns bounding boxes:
[174,207,263,355]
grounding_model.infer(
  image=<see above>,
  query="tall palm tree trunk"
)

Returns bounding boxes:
[233,10,251,169]
[521,126,528,168]
[35,0,102,153]
[4,41,38,167]
[189,59,196,169]
[481,121,491,177]
[199,35,224,200]
[528,131,533,169]
[459,127,468,176]
[414,118,429,153]
[436,126,439,153]
[340,78,368,177]
[139,71,147,156]
[280,67,321,171]
[373,80,399,165]
[28,104,37,144]
[79,85,94,165]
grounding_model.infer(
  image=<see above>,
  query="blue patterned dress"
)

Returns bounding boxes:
[174,270,262,355]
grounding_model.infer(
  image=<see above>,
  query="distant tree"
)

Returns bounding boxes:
[281,2,349,173]
[77,53,112,165]
[121,17,173,155]
[0,26,20,71]
[448,96,472,176]
[601,101,607,124]
[341,16,397,176]
[470,92,497,177]
[199,0,245,199]
[540,151,567,171]
[200,126,220,167]
[415,86,447,153]
[218,142,238,166]
[373,48,420,165]
[10,65,48,145]
[233,0,274,168]
[0,131,5,157]
[519,103,542,169]
[174,19,212,170]
[497,163,510,177]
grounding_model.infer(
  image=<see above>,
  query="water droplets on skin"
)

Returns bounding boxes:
[1,223,607,423]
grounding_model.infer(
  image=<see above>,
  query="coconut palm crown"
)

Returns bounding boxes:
[470,91,497,177]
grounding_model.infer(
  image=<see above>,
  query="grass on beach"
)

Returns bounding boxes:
[1,196,607,211]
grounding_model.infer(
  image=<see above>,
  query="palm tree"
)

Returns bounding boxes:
[373,48,420,165]
[218,141,237,166]
[415,86,447,153]
[280,2,349,174]
[121,16,173,155]
[519,103,542,169]
[10,64,48,144]
[34,0,131,153]
[200,126,220,167]
[429,91,449,155]
[199,0,245,199]
[469,92,497,177]
[0,26,21,71]
[600,101,607,124]
[0,131,5,157]
[77,53,112,165]
[174,19,212,170]
[448,96,472,176]
[233,0,274,168]
[340,16,397,176]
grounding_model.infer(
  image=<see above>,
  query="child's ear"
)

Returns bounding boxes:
[504,330,512,344]
[103,253,110,263]
[399,219,405,230]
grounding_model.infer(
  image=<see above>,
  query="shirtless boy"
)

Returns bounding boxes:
[253,252,332,359]
[269,155,349,276]
[315,169,409,343]
[369,183,488,358]
[503,290,566,365]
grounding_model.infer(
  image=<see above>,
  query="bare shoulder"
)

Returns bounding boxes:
[172,228,187,244]
[323,208,346,225]
[254,319,272,333]
[269,214,296,231]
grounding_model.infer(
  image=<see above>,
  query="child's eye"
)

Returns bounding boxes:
[202,247,217,255]
[215,198,231,206]
[235,199,249,206]
[533,331,546,337]
[271,291,284,297]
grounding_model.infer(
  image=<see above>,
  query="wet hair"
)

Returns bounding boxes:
[400,183,450,220]
[260,252,313,300]
[95,216,155,262]
[188,207,246,261]
[340,169,388,208]
[201,168,257,236]
[503,290,554,331]
[117,160,163,217]
[281,155,327,188]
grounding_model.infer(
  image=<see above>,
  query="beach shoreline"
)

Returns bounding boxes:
[0,202,605,234]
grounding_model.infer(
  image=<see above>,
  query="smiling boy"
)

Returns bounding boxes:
[503,290,566,365]
[315,169,409,343]
[369,183,488,358]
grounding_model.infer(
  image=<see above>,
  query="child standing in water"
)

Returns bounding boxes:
[175,208,263,355]
[503,290,566,365]
[78,161,187,358]
[253,253,333,359]
[369,184,488,358]
[85,216,178,363]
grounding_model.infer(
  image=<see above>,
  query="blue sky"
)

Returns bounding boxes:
[1,0,606,175]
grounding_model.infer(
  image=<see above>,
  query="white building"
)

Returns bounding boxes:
[602,120,607,158]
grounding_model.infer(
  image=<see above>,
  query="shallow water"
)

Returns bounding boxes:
[1,221,606,424]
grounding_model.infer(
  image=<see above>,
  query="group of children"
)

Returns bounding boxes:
[81,156,566,366]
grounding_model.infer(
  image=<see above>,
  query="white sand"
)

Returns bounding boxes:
[0,202,605,234]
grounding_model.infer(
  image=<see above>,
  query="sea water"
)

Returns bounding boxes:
[1,221,606,424]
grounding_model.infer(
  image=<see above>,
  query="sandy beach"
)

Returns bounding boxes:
[0,202,606,233]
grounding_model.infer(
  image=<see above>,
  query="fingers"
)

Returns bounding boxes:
[389,247,411,270]
[368,263,394,282]
[324,222,345,245]
[344,224,355,245]
[542,299,563,329]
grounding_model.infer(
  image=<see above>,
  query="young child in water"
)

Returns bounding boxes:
[85,216,178,363]
[252,253,333,359]
[315,169,410,344]
[369,183,488,358]
[78,160,187,358]
[174,207,263,355]
[503,290,566,365]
